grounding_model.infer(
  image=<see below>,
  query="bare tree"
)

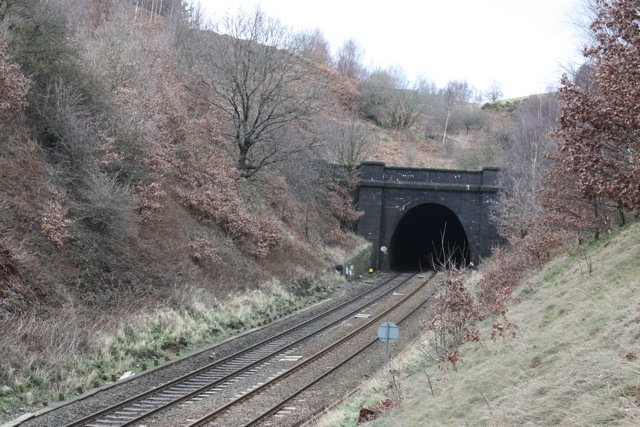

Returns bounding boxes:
[483,80,504,103]
[358,66,421,129]
[439,80,474,145]
[496,94,560,240]
[295,28,332,67]
[318,116,373,172]
[335,38,365,80]
[186,7,323,178]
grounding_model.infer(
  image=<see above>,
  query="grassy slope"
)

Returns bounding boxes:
[316,222,640,426]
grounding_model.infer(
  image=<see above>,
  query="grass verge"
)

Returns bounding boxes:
[0,276,341,423]
[314,223,640,426]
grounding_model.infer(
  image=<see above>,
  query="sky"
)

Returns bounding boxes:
[197,0,587,100]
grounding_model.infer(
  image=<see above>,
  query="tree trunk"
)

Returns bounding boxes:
[237,144,250,173]
[442,109,451,145]
[617,199,626,227]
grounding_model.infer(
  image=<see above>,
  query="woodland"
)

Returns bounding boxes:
[1,0,639,421]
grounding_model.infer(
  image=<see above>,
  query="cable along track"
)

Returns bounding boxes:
[185,271,437,427]
[63,272,420,427]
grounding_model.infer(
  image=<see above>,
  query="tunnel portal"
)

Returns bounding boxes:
[355,162,499,271]
[389,203,470,271]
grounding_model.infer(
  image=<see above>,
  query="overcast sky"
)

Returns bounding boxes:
[197,0,587,99]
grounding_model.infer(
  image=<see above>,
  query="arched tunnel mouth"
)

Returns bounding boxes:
[389,203,470,271]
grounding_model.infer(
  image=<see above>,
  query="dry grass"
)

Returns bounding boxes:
[321,233,371,265]
[0,122,355,422]
[0,276,343,422]
[368,129,455,169]
[314,222,640,426]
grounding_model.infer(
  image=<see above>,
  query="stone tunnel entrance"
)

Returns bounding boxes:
[355,162,499,271]
[389,203,471,271]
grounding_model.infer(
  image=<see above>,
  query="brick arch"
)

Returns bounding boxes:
[355,162,499,271]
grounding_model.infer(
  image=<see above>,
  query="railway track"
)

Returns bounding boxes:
[59,272,426,427]
[183,271,437,427]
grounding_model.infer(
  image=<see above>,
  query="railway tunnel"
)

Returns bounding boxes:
[389,203,470,271]
[355,162,499,271]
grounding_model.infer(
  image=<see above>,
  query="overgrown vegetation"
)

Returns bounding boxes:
[0,0,368,420]
[0,277,336,414]
[1,0,638,424]
[315,220,640,426]
[313,2,640,424]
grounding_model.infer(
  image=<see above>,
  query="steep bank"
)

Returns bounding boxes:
[315,222,640,426]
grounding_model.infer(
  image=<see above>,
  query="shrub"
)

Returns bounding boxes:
[132,182,166,222]
[74,172,132,235]
[175,141,282,258]
[0,38,27,121]
[325,171,363,232]
[424,267,480,369]
[40,189,73,247]
[2,0,78,91]
[35,80,100,179]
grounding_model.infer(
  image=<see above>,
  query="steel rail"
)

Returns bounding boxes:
[64,273,415,427]
[246,274,438,427]
[187,271,437,427]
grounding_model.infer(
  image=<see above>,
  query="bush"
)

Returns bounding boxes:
[35,80,101,179]
[175,140,282,258]
[2,0,79,91]
[0,39,27,121]
[74,172,132,235]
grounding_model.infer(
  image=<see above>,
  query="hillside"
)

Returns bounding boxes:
[0,2,376,421]
[0,0,607,424]
[1,0,495,419]
[315,221,640,426]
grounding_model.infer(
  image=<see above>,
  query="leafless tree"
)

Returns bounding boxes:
[483,80,504,103]
[439,80,474,145]
[185,6,323,178]
[358,66,422,129]
[335,38,365,80]
[295,28,332,67]
[496,94,560,240]
[318,115,373,172]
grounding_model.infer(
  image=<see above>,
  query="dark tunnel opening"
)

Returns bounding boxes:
[389,203,470,271]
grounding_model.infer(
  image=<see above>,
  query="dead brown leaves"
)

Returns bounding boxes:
[357,399,400,423]
[0,38,28,121]
[424,268,482,370]
[0,247,34,315]
[555,0,640,213]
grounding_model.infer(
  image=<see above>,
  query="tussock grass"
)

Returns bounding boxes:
[315,223,640,426]
[320,233,371,266]
[0,277,339,422]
